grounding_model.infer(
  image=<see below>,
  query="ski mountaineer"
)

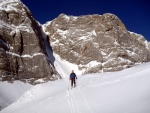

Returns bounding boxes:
[70,70,77,88]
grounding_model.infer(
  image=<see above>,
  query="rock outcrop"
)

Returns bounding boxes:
[43,13,150,73]
[0,0,60,84]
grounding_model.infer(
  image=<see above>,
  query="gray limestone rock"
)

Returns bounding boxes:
[0,0,60,84]
[43,13,150,73]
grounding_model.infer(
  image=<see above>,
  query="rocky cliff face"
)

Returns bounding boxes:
[0,0,60,84]
[43,13,150,73]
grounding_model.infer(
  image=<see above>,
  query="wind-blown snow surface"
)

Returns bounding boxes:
[0,81,32,110]
[1,61,150,113]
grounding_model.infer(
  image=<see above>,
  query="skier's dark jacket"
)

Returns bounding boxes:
[70,73,77,79]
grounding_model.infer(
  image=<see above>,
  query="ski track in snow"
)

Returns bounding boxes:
[1,62,150,113]
[1,75,103,113]
[67,83,93,113]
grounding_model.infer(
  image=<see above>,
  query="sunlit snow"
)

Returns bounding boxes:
[1,60,150,113]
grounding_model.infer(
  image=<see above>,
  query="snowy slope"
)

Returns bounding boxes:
[54,53,83,78]
[0,81,32,110]
[1,61,150,113]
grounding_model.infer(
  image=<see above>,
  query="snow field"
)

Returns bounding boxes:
[0,81,32,110]
[1,62,150,113]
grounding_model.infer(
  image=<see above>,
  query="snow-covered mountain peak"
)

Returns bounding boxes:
[43,13,150,74]
[0,0,60,84]
[58,13,70,20]
[129,31,150,50]
[0,0,20,2]
[0,0,20,3]
[0,0,22,11]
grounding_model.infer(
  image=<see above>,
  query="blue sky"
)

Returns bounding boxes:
[21,0,150,41]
